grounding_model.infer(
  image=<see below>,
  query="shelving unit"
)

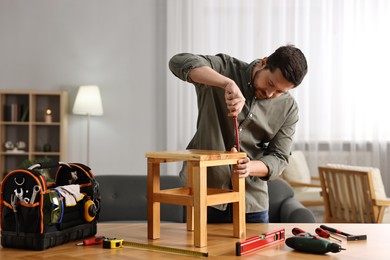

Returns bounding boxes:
[0,90,68,179]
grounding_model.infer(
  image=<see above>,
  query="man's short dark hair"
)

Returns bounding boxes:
[266,45,308,87]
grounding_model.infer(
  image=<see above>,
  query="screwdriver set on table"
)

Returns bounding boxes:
[285,225,366,255]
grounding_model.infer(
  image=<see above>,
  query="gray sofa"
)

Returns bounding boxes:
[95,175,316,223]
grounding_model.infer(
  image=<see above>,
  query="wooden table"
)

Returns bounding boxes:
[145,150,246,247]
[1,222,390,259]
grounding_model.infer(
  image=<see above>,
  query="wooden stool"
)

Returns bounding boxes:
[145,150,246,247]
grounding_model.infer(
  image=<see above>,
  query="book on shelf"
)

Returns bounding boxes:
[11,103,18,121]
[3,104,29,122]
[19,105,29,122]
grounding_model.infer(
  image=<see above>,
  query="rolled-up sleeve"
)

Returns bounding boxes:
[169,53,235,83]
[259,103,299,180]
[169,53,211,83]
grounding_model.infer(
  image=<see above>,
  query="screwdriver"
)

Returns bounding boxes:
[292,227,319,238]
[76,236,105,246]
[233,116,240,151]
[316,227,342,242]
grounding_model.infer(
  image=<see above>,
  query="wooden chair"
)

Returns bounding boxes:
[280,151,323,207]
[318,165,390,223]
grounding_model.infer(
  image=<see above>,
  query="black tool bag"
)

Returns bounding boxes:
[0,162,100,250]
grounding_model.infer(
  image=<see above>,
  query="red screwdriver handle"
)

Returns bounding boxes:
[315,228,330,238]
[292,227,306,235]
[292,228,314,238]
[316,227,342,242]
[292,227,322,239]
[83,236,105,246]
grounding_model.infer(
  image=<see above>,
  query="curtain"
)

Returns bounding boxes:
[165,0,390,194]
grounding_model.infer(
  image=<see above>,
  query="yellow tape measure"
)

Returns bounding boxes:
[123,241,208,257]
[103,238,208,257]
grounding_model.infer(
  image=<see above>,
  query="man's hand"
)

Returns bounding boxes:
[231,147,251,178]
[231,147,270,178]
[187,66,245,117]
[224,80,245,117]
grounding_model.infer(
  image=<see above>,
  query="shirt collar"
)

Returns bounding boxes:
[245,59,261,97]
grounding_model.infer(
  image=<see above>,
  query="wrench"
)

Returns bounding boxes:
[14,188,23,201]
[30,185,41,204]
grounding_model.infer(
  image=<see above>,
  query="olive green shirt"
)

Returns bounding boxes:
[169,53,298,213]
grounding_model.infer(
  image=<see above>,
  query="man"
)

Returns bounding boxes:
[169,45,308,223]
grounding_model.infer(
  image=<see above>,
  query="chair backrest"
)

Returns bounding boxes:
[318,165,383,223]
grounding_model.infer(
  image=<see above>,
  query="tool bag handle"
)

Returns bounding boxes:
[28,161,71,171]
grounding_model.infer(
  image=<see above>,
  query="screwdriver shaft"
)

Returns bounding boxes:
[330,235,342,243]
[316,227,342,242]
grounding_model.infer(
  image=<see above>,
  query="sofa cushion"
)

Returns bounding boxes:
[96,175,185,222]
[281,151,311,192]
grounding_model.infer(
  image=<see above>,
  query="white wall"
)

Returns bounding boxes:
[0,0,168,175]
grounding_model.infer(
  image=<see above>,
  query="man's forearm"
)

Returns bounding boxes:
[234,153,270,179]
[188,66,232,89]
[249,160,270,178]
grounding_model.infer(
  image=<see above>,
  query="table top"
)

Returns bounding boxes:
[1,222,390,259]
[145,149,246,161]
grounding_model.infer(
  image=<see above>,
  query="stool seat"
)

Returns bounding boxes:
[146,149,246,247]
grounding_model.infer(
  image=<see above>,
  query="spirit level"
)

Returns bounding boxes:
[236,228,285,256]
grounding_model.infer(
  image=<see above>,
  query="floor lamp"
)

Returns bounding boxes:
[72,85,103,165]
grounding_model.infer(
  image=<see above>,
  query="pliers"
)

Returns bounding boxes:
[10,193,20,234]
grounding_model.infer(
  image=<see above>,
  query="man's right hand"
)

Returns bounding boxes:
[224,80,245,117]
[188,66,245,117]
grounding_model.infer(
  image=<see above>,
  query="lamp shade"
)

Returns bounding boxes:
[72,85,103,116]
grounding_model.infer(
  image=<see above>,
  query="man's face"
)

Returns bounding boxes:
[252,64,294,99]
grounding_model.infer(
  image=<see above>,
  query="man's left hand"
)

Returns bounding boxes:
[231,147,251,178]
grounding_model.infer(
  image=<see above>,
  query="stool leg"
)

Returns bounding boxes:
[186,162,194,231]
[232,173,246,238]
[147,159,161,239]
[193,163,207,247]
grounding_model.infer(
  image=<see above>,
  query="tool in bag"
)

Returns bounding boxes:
[0,161,101,250]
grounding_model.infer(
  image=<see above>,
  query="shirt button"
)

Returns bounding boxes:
[239,128,242,132]
[249,113,253,118]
